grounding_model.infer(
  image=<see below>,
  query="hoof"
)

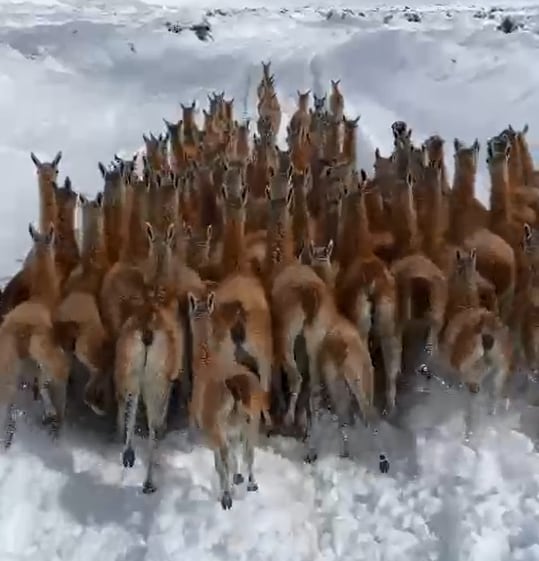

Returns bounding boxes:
[41,413,58,427]
[142,480,157,494]
[220,491,232,510]
[379,454,390,474]
[233,473,244,485]
[304,451,318,464]
[122,447,136,468]
[247,480,258,492]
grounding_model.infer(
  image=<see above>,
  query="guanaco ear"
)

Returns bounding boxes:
[30,152,42,168]
[78,193,88,205]
[207,291,215,314]
[469,248,477,265]
[472,138,480,153]
[145,222,155,243]
[455,249,462,261]
[522,123,529,135]
[240,185,248,206]
[28,222,39,242]
[325,239,334,259]
[98,162,107,179]
[524,223,532,241]
[64,176,72,191]
[95,192,104,207]
[374,147,381,160]
[265,185,271,200]
[286,185,294,208]
[187,292,197,316]
[52,151,62,168]
[406,172,413,188]
[206,224,213,241]
[166,223,176,245]
[359,168,367,183]
[453,138,462,153]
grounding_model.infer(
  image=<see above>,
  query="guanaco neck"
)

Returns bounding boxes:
[449,167,476,245]
[489,160,512,232]
[391,179,420,257]
[338,191,373,271]
[264,197,295,279]
[221,204,247,278]
[38,176,58,234]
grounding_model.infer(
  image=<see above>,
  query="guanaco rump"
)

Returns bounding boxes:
[2,62,537,509]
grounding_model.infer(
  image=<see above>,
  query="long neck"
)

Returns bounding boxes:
[221,209,246,277]
[265,200,295,279]
[489,163,511,228]
[39,177,57,233]
[338,194,373,271]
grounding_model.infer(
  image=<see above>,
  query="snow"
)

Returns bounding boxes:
[2,0,539,559]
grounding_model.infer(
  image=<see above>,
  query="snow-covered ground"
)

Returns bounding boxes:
[2,1,539,560]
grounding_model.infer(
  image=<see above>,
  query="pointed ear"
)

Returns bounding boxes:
[145,222,155,243]
[453,138,462,153]
[52,151,62,168]
[64,176,72,191]
[265,185,271,200]
[473,138,480,153]
[28,222,39,242]
[524,223,532,241]
[240,185,248,206]
[455,249,462,261]
[470,248,477,263]
[30,152,42,168]
[78,193,88,205]
[187,292,197,316]
[523,123,529,135]
[286,185,294,208]
[207,291,215,314]
[96,192,104,207]
[191,100,196,109]
[374,148,381,160]
[45,222,55,245]
[166,223,176,245]
[406,172,413,188]
[360,168,367,183]
[505,144,511,159]
[326,239,334,259]
[206,224,213,241]
[98,162,107,179]
[221,184,228,201]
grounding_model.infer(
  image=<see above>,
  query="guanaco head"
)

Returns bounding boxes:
[267,151,293,203]
[454,247,477,281]
[185,223,213,266]
[27,222,55,266]
[187,290,216,347]
[222,161,248,215]
[144,221,176,284]
[453,137,480,177]
[30,150,62,183]
[313,93,326,114]
[302,239,334,265]
[391,121,411,143]
[522,223,539,264]
[343,115,360,131]
[113,154,137,183]
[79,192,105,254]
[261,61,272,81]
[486,135,510,169]
[374,148,395,177]
[181,100,197,126]
[224,98,234,121]
[54,176,78,222]
[296,89,311,111]
[163,118,182,142]
[423,134,445,166]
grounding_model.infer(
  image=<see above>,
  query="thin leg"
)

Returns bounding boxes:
[122,392,139,468]
[3,403,17,450]
[214,445,232,510]
[243,419,259,492]
[304,382,323,464]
